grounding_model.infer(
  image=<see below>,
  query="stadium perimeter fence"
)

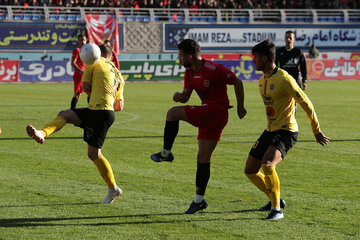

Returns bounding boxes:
[0,6,360,82]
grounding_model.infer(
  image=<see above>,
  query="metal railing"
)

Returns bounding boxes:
[0,6,359,24]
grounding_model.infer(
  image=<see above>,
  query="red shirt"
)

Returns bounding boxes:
[184,59,236,107]
[72,48,85,73]
[112,50,120,69]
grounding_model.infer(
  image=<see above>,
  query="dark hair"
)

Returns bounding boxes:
[99,44,112,58]
[104,39,110,45]
[78,34,85,40]
[252,40,275,62]
[178,39,201,56]
[285,30,295,36]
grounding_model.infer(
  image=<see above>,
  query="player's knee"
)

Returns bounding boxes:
[197,153,211,163]
[245,171,254,178]
[87,151,100,161]
[166,107,178,121]
[58,110,68,119]
[244,166,258,175]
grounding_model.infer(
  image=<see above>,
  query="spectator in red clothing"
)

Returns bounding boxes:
[104,39,120,70]
[189,0,198,13]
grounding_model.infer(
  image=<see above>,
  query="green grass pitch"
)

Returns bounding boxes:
[0,80,359,239]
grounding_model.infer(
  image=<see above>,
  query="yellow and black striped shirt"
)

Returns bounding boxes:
[258,67,320,134]
[82,57,125,111]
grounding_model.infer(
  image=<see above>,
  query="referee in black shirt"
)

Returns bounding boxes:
[275,30,307,90]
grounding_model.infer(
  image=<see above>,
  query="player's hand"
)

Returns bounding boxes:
[237,106,247,119]
[314,132,330,146]
[173,92,188,103]
[302,82,307,90]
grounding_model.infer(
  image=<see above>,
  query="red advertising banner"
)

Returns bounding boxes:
[0,60,19,82]
[307,59,360,80]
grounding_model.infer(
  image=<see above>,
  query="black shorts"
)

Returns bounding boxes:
[73,108,115,149]
[249,130,298,160]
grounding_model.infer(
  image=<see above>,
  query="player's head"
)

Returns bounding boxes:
[177,39,201,68]
[285,30,295,49]
[104,39,111,46]
[78,34,87,47]
[99,44,112,59]
[252,40,275,70]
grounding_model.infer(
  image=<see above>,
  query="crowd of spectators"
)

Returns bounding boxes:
[0,0,359,9]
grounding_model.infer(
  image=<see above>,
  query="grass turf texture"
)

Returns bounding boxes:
[0,81,359,239]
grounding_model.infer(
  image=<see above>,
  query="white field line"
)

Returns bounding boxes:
[295,145,360,156]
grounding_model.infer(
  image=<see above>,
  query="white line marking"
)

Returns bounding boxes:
[296,146,360,156]
[114,111,140,123]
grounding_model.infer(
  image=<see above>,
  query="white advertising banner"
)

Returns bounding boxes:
[164,24,360,51]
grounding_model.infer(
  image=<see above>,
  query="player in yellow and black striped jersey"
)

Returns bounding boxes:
[82,49,125,111]
[26,44,125,204]
[244,40,330,220]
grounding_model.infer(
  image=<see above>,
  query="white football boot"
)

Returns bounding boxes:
[102,186,123,204]
[26,125,45,144]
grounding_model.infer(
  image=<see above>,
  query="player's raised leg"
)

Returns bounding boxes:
[151,106,188,163]
[26,125,46,144]
[26,110,80,144]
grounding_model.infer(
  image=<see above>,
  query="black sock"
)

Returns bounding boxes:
[196,162,211,196]
[163,120,179,150]
[71,97,78,110]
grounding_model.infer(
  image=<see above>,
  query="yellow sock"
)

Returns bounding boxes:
[262,165,280,208]
[41,116,66,137]
[93,155,116,189]
[246,172,271,199]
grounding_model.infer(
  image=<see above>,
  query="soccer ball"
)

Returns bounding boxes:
[80,43,101,64]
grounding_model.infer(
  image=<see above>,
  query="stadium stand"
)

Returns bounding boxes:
[0,5,359,23]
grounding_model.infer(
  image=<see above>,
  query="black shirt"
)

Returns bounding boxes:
[275,47,307,85]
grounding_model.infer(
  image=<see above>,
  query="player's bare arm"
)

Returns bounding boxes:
[173,88,192,103]
[315,132,330,146]
[71,58,84,74]
[82,82,91,97]
[233,78,247,119]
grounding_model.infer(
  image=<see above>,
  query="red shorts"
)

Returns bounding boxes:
[184,104,229,140]
[73,71,84,94]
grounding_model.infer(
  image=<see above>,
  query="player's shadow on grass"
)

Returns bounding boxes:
[0,202,100,209]
[2,136,360,143]
[0,209,260,228]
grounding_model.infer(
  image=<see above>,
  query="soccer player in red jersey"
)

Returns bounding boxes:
[151,39,247,214]
[70,34,87,110]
